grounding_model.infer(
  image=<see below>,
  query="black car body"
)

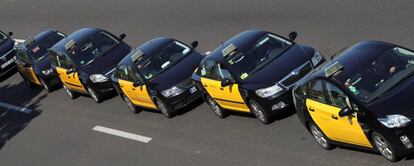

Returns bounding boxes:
[111,37,203,117]
[15,30,66,91]
[49,28,131,103]
[292,41,414,161]
[192,30,325,124]
[0,31,16,77]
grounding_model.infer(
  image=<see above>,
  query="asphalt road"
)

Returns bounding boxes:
[1,0,414,165]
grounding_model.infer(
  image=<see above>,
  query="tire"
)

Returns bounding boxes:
[155,98,173,118]
[122,95,139,113]
[39,77,52,92]
[372,132,402,162]
[63,84,78,99]
[249,100,271,124]
[309,122,335,150]
[205,94,228,118]
[87,87,103,103]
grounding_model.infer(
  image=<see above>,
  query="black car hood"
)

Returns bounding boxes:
[368,77,414,118]
[82,43,131,76]
[35,54,53,72]
[241,44,313,90]
[0,39,14,54]
[150,51,203,90]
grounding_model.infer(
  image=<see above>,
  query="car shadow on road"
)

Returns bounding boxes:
[0,80,46,150]
[226,105,297,124]
[0,68,17,82]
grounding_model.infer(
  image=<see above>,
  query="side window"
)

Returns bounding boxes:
[217,63,233,80]
[130,67,144,83]
[325,82,348,108]
[308,80,326,103]
[57,54,72,69]
[115,65,130,81]
[199,59,220,80]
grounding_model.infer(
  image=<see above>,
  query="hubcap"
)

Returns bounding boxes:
[251,103,265,122]
[208,97,221,116]
[374,135,394,160]
[63,85,73,98]
[310,125,329,148]
[88,88,98,102]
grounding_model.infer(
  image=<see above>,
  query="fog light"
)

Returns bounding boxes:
[400,135,413,149]
[272,101,287,111]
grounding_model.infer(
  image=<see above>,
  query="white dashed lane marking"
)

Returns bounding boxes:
[93,126,152,143]
[0,102,32,113]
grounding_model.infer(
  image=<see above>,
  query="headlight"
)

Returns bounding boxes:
[90,74,108,83]
[378,114,411,128]
[161,86,184,97]
[311,51,323,66]
[41,68,53,75]
[255,84,284,98]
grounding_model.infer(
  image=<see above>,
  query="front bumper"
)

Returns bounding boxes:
[161,86,202,111]
[40,73,61,87]
[89,80,115,94]
[0,61,16,77]
[386,124,414,156]
[253,90,293,115]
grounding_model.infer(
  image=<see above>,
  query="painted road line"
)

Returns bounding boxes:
[0,102,32,113]
[93,126,152,143]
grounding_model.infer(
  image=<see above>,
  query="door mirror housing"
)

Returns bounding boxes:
[191,41,199,49]
[119,34,126,40]
[66,68,75,74]
[8,32,13,37]
[338,107,354,117]
[288,31,298,42]
[221,78,234,87]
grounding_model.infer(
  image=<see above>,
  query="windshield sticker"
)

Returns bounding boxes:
[80,60,85,65]
[222,44,237,57]
[348,85,359,95]
[324,62,343,77]
[240,73,248,80]
[131,50,144,62]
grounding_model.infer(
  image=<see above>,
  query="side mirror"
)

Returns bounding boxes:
[221,78,233,87]
[8,32,13,37]
[119,34,126,40]
[288,31,298,41]
[338,107,354,117]
[132,81,143,87]
[191,41,199,49]
[66,68,75,74]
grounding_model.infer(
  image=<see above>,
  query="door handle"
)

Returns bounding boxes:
[120,85,124,88]
[331,115,338,120]
[203,84,208,88]
[220,87,224,90]
[309,108,315,112]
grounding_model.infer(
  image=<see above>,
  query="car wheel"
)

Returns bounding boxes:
[372,132,401,162]
[205,94,228,118]
[63,84,77,99]
[123,95,139,113]
[249,100,271,124]
[309,122,335,150]
[155,98,173,118]
[87,87,103,103]
[39,77,52,92]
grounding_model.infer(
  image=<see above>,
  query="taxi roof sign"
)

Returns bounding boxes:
[65,40,76,51]
[324,62,344,77]
[131,50,144,62]
[222,44,237,57]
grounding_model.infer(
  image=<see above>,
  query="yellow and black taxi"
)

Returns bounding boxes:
[292,41,414,161]
[111,37,203,118]
[15,30,66,91]
[49,28,131,103]
[192,30,325,124]
[0,31,17,77]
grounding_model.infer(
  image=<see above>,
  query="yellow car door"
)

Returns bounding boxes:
[306,80,372,148]
[55,53,87,93]
[16,49,41,85]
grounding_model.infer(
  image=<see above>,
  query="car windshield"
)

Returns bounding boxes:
[224,34,292,80]
[70,32,119,67]
[136,41,191,80]
[0,32,7,45]
[28,33,65,62]
[344,47,414,103]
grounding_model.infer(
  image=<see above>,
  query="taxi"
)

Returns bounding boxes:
[50,28,131,103]
[192,30,325,124]
[292,41,414,161]
[0,31,16,77]
[111,37,203,118]
[15,30,66,91]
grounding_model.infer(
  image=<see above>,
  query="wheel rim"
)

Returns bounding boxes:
[157,99,169,116]
[207,97,222,116]
[251,103,265,122]
[374,135,394,160]
[88,88,98,102]
[310,125,329,148]
[40,78,49,91]
[63,85,73,98]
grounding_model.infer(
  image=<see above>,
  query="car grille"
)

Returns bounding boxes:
[180,79,194,88]
[1,48,14,60]
[280,62,312,87]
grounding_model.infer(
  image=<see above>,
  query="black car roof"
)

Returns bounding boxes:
[310,41,397,83]
[21,30,64,49]
[205,30,269,62]
[51,28,106,52]
[119,37,177,66]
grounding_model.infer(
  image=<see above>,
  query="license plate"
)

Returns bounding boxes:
[1,58,15,69]
[189,86,197,94]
